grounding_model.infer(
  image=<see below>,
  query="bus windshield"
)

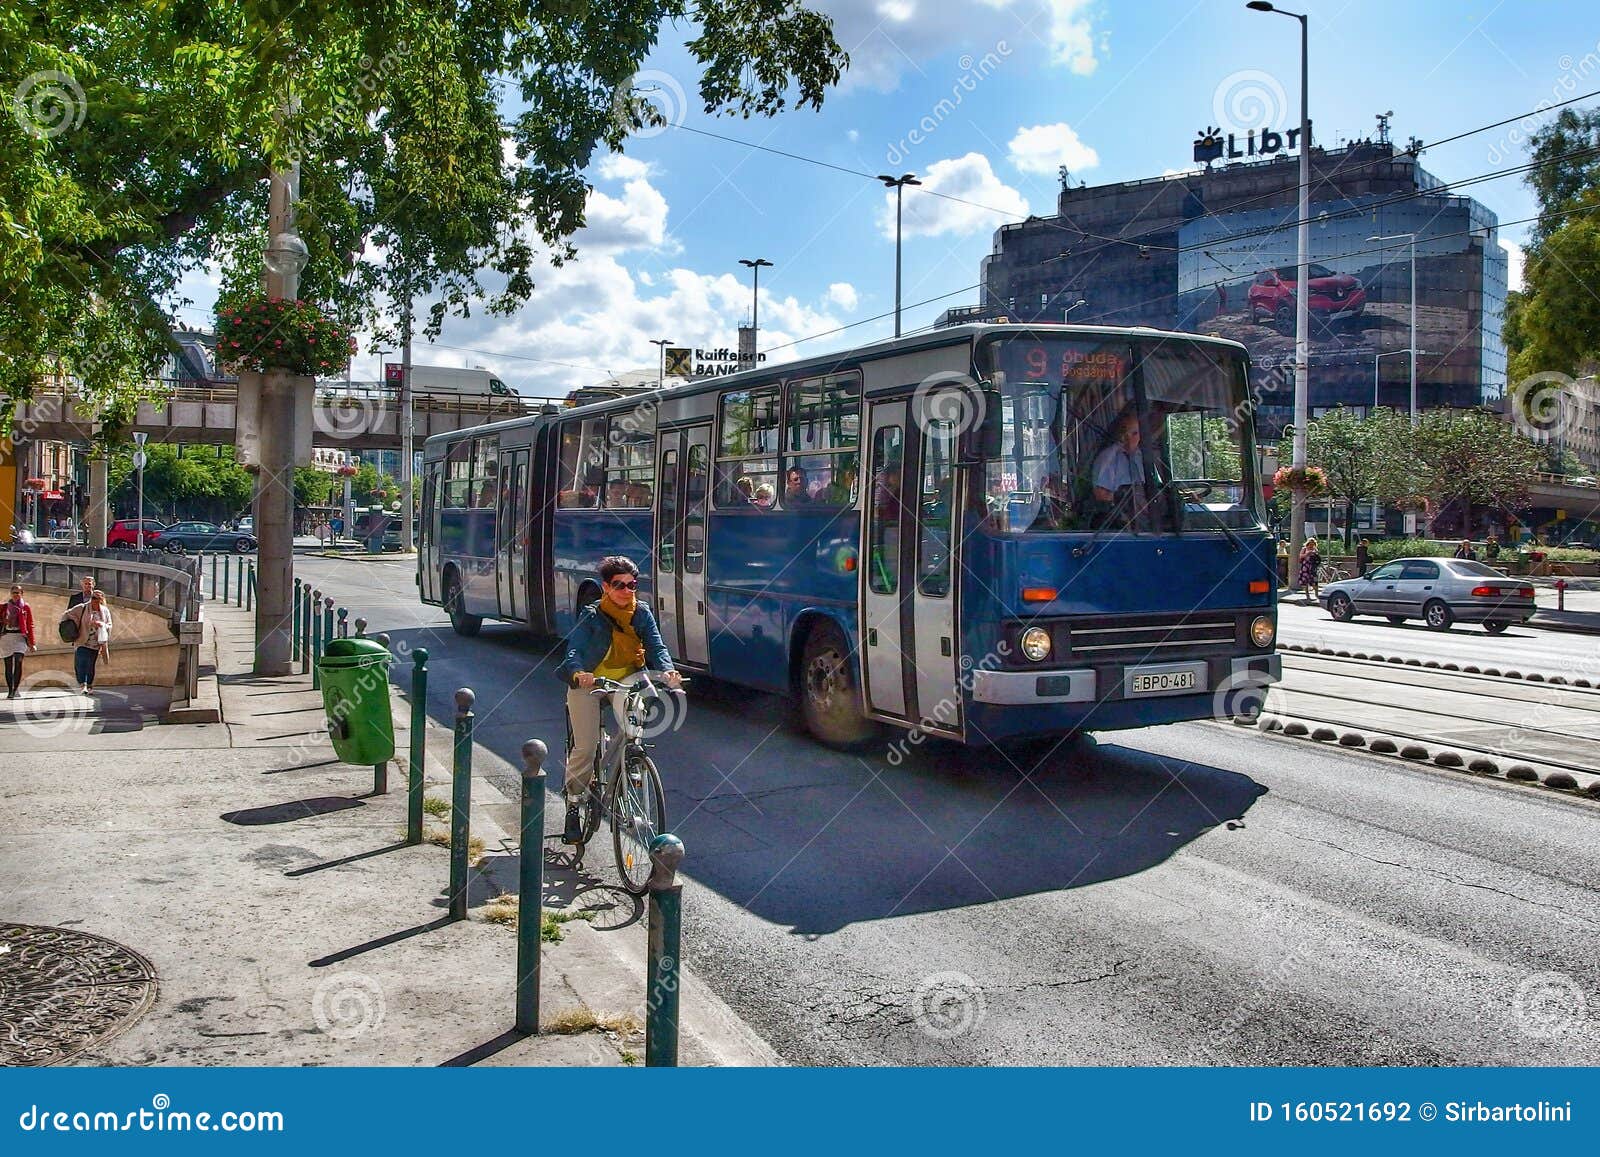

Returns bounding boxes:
[977,334,1262,534]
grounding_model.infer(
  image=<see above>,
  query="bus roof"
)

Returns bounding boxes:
[422,322,1252,450]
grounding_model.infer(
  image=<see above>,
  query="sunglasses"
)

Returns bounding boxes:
[608,579,638,591]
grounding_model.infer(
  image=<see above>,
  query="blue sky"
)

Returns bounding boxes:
[180,1,1600,397]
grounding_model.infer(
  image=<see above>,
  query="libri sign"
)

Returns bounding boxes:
[1193,122,1312,166]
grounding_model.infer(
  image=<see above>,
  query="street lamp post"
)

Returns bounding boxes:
[1247,1,1310,587]
[876,173,922,337]
[738,259,771,365]
[649,338,673,389]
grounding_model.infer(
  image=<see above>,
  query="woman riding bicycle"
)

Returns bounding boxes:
[556,555,682,844]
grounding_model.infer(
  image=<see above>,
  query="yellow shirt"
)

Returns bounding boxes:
[592,597,644,681]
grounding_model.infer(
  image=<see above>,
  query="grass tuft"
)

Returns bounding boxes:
[422,796,451,819]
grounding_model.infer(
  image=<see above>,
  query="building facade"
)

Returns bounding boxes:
[975,141,1508,440]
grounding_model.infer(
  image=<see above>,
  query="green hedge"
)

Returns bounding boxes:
[1356,539,1600,564]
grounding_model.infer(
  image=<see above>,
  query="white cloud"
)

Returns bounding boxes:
[575,176,671,254]
[827,282,860,311]
[1501,238,1526,293]
[847,129,860,143]
[1007,122,1099,175]
[883,153,1028,239]
[595,153,654,181]
[814,0,1102,90]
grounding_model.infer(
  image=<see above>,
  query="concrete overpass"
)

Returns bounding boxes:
[9,380,545,452]
[1526,473,1600,533]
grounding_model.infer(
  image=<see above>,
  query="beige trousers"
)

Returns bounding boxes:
[564,685,602,803]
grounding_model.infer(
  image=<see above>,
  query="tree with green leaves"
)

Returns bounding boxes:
[1509,108,1600,382]
[1,1,848,432]
[1411,408,1543,536]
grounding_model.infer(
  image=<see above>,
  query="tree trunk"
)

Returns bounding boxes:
[1344,499,1355,551]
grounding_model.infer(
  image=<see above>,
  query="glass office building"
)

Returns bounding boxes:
[975,141,1508,440]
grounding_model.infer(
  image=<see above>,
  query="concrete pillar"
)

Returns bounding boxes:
[253,370,297,674]
[87,455,108,548]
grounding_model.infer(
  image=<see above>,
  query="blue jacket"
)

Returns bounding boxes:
[556,600,675,686]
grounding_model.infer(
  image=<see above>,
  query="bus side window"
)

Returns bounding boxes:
[685,444,708,573]
[868,426,904,595]
[716,387,780,506]
[918,421,956,597]
[658,449,679,573]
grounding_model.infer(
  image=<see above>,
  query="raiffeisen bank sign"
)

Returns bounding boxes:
[1193,122,1312,166]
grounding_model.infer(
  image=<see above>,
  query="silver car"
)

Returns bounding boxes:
[1318,556,1536,634]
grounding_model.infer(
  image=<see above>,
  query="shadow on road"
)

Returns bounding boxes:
[383,624,1267,936]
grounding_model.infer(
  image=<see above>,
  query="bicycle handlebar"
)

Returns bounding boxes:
[585,673,689,696]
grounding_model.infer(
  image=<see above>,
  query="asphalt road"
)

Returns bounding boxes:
[297,555,1600,1066]
[1277,598,1600,677]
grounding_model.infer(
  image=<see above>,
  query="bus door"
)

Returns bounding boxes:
[910,402,961,735]
[420,464,441,603]
[496,448,529,620]
[861,401,909,719]
[652,426,712,666]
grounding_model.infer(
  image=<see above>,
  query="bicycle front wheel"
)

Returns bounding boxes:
[612,752,667,895]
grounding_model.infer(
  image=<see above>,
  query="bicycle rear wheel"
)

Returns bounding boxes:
[612,752,666,895]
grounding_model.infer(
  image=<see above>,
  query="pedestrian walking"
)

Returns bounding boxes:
[2,584,37,699]
[1298,537,1322,600]
[73,590,112,694]
[1454,539,1475,561]
[1354,539,1370,575]
[1485,533,1501,561]
[67,574,94,610]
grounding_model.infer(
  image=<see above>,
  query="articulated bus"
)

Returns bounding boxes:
[418,323,1281,748]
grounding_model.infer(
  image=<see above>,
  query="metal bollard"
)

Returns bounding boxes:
[245,562,255,611]
[645,833,685,1067]
[222,553,231,604]
[515,740,548,1035]
[323,597,335,664]
[337,607,349,638]
[310,588,324,689]
[210,552,218,600]
[448,688,475,920]
[407,649,428,846]
[354,616,368,639]
[300,584,313,675]
[291,579,302,661]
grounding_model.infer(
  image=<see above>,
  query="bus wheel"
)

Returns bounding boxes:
[799,620,878,749]
[445,573,482,637]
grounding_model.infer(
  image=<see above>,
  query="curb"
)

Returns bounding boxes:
[1235,711,1600,804]
[1278,642,1598,689]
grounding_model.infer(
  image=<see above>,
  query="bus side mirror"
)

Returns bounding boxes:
[960,384,1003,464]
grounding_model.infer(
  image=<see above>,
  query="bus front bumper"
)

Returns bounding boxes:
[970,654,1281,705]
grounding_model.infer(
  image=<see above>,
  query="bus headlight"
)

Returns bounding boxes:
[1020,627,1052,662]
[1250,615,1276,648]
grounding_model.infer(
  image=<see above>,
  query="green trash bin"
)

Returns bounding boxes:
[318,638,396,766]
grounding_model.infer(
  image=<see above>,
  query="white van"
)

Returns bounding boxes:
[388,365,515,398]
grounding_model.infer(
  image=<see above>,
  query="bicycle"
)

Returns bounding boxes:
[568,672,686,894]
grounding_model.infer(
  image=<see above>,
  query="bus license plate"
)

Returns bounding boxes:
[1130,669,1197,694]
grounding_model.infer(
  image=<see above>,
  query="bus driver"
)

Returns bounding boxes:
[1090,411,1149,527]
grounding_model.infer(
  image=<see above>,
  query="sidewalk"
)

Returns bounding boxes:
[0,601,773,1067]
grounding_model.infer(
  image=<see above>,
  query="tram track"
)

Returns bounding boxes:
[1248,651,1600,794]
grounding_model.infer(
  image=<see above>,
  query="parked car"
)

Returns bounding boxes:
[235,516,254,534]
[1248,263,1366,331]
[149,521,257,554]
[1319,557,1536,633]
[382,517,404,552]
[107,519,168,548]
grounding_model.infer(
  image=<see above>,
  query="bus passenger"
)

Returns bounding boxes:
[784,467,810,505]
[752,483,776,509]
[556,556,681,843]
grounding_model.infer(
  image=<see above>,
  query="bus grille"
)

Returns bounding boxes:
[1064,613,1237,664]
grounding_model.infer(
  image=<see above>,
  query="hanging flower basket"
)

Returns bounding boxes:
[370,489,387,501]
[22,477,48,492]
[1272,465,1328,496]
[215,297,356,377]
[337,464,358,478]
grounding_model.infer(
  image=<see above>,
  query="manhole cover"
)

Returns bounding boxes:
[0,923,157,1066]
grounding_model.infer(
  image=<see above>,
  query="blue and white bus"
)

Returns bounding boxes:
[418,324,1280,747]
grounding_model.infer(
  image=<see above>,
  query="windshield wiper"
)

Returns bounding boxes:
[1163,479,1246,552]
